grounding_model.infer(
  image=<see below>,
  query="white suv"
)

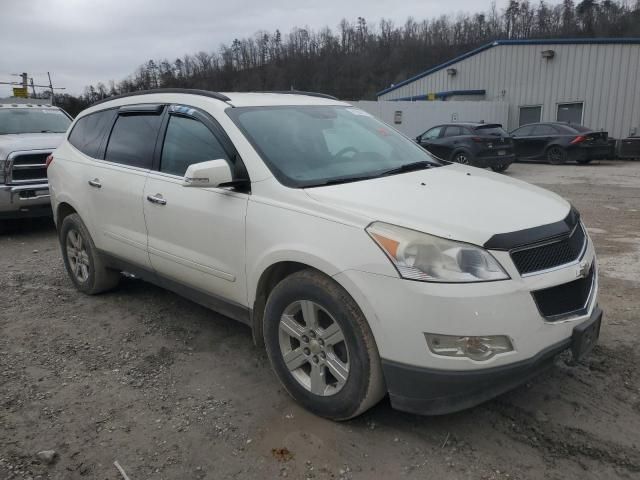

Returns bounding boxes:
[48,90,601,419]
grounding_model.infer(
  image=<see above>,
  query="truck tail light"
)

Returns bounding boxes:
[46,154,54,168]
[570,135,587,145]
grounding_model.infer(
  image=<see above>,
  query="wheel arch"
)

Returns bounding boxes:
[250,259,334,348]
[55,201,78,229]
[450,147,473,162]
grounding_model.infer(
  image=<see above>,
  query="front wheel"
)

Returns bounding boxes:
[263,270,385,420]
[60,213,120,294]
[546,146,567,165]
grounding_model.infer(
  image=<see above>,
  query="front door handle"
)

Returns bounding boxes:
[147,194,167,205]
[88,179,102,188]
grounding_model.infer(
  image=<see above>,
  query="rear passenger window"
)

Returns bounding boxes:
[444,126,463,137]
[532,125,556,136]
[68,110,114,158]
[160,115,229,176]
[105,114,162,169]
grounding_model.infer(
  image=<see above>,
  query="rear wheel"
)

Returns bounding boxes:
[60,213,120,294]
[546,146,567,165]
[452,151,472,165]
[263,270,385,420]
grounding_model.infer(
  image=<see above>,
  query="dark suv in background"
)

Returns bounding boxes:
[416,122,515,172]
[510,122,609,164]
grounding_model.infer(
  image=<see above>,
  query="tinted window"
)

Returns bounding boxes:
[68,110,114,158]
[474,125,508,136]
[105,114,163,168]
[519,106,541,126]
[161,115,229,176]
[444,126,464,137]
[566,124,591,133]
[532,124,557,136]
[512,125,534,136]
[0,108,71,135]
[422,127,442,140]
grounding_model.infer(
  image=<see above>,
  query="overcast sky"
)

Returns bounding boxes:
[1,0,542,97]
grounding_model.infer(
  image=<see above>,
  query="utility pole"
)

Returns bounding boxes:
[0,72,65,103]
[47,72,55,105]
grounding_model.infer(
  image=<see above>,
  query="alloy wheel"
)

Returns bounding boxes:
[454,153,470,164]
[66,229,90,283]
[278,300,350,396]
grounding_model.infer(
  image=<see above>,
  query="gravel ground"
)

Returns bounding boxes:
[1,160,639,480]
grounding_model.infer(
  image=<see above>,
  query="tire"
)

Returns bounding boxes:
[452,151,472,165]
[263,269,385,421]
[546,146,567,165]
[491,163,510,173]
[59,213,120,294]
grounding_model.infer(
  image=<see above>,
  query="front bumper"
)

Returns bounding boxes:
[0,183,52,219]
[382,306,602,415]
[333,235,599,414]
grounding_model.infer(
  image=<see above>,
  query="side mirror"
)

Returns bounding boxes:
[416,135,422,142]
[182,159,232,188]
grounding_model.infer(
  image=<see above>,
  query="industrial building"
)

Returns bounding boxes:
[376,38,640,139]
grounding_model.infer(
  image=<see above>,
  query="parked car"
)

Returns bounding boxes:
[48,89,601,420]
[415,122,515,172]
[0,101,71,222]
[510,122,609,164]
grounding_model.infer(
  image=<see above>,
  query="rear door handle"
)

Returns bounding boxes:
[147,194,167,205]
[88,179,102,188]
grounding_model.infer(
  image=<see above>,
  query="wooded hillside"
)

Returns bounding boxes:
[53,0,640,115]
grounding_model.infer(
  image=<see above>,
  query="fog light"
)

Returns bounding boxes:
[424,334,513,361]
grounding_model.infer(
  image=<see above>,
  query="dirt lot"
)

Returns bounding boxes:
[1,160,639,480]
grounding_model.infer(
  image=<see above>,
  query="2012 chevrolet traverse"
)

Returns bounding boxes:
[48,89,602,419]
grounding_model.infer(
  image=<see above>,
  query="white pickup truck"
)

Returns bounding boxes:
[0,100,71,221]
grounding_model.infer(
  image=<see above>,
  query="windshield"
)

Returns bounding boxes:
[228,106,441,187]
[0,108,71,134]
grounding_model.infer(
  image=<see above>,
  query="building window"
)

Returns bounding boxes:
[557,102,584,125]
[519,106,542,126]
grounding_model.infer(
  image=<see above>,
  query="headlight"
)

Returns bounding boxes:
[366,222,509,283]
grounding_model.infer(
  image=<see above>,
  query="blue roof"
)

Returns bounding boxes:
[377,38,640,97]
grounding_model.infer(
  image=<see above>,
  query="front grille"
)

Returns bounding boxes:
[532,266,595,320]
[511,224,586,275]
[9,152,49,184]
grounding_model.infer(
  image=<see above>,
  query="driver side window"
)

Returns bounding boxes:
[422,127,442,140]
[160,115,230,176]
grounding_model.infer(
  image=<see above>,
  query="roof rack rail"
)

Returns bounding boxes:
[91,88,231,107]
[262,90,339,100]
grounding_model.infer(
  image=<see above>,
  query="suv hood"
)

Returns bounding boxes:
[0,133,65,159]
[305,164,570,247]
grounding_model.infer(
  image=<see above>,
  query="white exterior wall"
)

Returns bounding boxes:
[350,100,509,138]
[378,43,640,138]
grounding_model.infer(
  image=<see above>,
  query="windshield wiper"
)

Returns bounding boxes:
[306,174,379,187]
[379,161,435,177]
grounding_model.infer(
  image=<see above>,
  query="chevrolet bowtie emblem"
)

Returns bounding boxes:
[576,260,590,279]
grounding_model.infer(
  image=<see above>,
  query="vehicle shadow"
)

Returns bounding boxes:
[0,216,56,236]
